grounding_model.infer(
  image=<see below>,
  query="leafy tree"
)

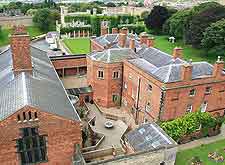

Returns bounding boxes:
[106,2,116,7]
[201,19,225,57]
[33,8,59,32]
[141,11,149,21]
[185,5,225,47]
[145,6,170,34]
[163,9,190,38]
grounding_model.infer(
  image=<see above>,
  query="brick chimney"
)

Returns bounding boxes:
[120,27,128,35]
[112,27,118,34]
[101,26,108,36]
[118,33,127,48]
[173,47,183,59]
[213,56,225,79]
[10,25,32,72]
[181,59,193,81]
[140,32,148,44]
[147,37,155,47]
[129,38,135,49]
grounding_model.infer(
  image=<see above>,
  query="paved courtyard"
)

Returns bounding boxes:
[61,75,87,89]
[86,103,128,149]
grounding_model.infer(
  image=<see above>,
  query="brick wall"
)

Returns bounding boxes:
[122,60,225,122]
[0,106,81,165]
[87,57,123,108]
[52,58,86,69]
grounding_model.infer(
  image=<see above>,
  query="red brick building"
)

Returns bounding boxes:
[0,26,82,165]
[88,27,225,123]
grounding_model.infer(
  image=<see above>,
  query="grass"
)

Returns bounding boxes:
[175,139,225,165]
[153,35,221,64]
[0,26,44,47]
[63,38,91,54]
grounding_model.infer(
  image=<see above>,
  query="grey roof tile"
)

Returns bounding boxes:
[0,45,80,121]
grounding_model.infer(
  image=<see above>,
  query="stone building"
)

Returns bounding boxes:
[0,26,82,165]
[88,27,225,123]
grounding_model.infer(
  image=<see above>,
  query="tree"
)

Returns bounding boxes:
[33,8,59,32]
[185,5,225,47]
[141,11,149,21]
[201,19,225,57]
[163,9,191,38]
[144,6,170,34]
[106,2,116,7]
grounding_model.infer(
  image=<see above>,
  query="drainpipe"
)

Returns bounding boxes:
[135,77,141,124]
[119,65,124,106]
[159,86,166,121]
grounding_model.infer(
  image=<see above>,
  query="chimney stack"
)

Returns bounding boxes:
[173,47,183,59]
[147,37,155,47]
[101,26,108,36]
[112,27,118,34]
[181,59,193,81]
[118,33,127,48]
[129,38,135,49]
[120,27,128,35]
[213,56,225,79]
[10,25,32,72]
[140,32,148,45]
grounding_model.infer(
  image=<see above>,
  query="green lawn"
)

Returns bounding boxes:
[0,26,44,47]
[63,38,91,54]
[176,139,225,165]
[154,35,221,64]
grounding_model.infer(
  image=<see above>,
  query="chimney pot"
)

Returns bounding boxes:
[140,32,148,44]
[213,56,224,79]
[147,37,155,47]
[173,47,183,59]
[112,27,118,34]
[118,33,127,48]
[101,26,108,36]
[181,61,193,81]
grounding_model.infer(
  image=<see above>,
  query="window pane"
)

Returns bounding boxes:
[23,128,29,137]
[39,136,45,147]
[32,137,38,148]
[31,128,37,136]
[41,148,46,161]
[27,151,33,163]
[34,149,40,162]
[17,139,23,151]
[21,152,26,164]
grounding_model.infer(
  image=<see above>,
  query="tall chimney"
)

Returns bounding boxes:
[10,25,32,72]
[101,26,108,36]
[173,47,183,59]
[129,38,135,49]
[140,32,148,44]
[181,60,193,81]
[112,27,118,34]
[213,56,225,79]
[118,33,127,48]
[147,37,155,47]
[120,27,128,35]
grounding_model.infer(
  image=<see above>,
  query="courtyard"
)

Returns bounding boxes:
[63,38,91,54]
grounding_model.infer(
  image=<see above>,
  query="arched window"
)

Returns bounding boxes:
[17,115,21,122]
[28,111,32,120]
[23,112,26,120]
[34,112,38,119]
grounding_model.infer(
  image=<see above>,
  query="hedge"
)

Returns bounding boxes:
[118,24,145,34]
[160,111,224,142]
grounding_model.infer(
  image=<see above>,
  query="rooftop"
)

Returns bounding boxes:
[125,122,177,152]
[0,44,80,121]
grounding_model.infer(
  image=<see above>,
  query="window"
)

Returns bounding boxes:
[98,70,104,79]
[186,104,193,113]
[200,101,208,112]
[124,82,127,89]
[145,102,152,112]
[189,89,196,96]
[17,127,47,165]
[160,162,165,165]
[205,87,212,95]
[147,84,152,92]
[131,88,136,99]
[112,71,119,79]
[112,94,119,102]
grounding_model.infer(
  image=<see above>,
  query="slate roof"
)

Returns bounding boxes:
[125,123,176,152]
[0,45,80,121]
[128,47,218,83]
[93,33,142,49]
[88,48,137,63]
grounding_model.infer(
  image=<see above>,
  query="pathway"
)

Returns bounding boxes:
[86,103,128,149]
[178,124,225,151]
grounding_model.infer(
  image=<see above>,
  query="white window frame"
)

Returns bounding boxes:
[186,104,193,113]
[97,70,104,79]
[112,71,120,79]
[200,101,208,112]
[205,87,212,95]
